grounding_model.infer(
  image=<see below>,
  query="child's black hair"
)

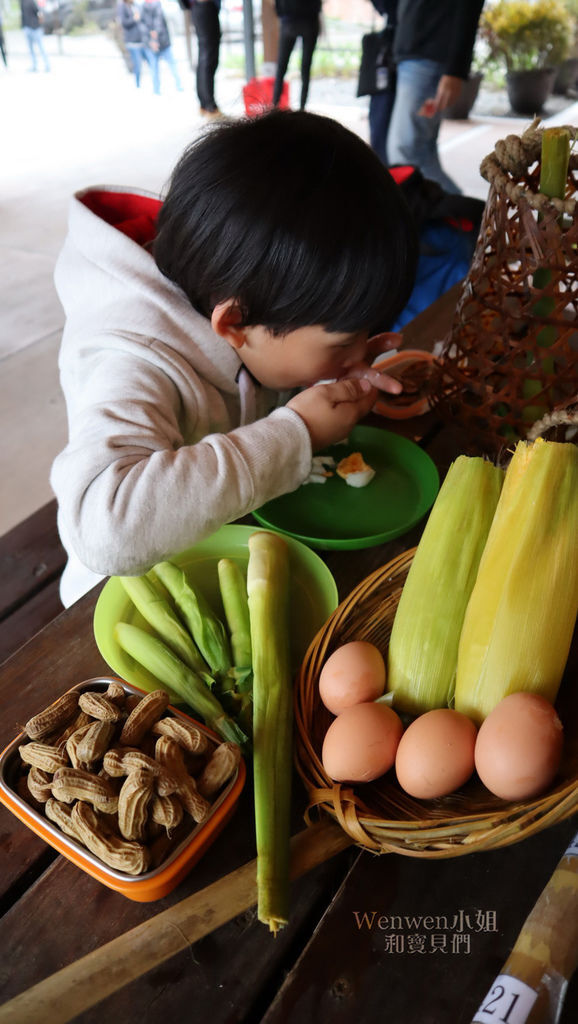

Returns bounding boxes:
[154,109,419,336]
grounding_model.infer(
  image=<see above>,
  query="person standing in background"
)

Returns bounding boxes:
[366,0,397,164]
[140,0,183,95]
[272,0,321,111]
[117,0,146,88]
[386,0,484,193]
[0,12,8,67]
[20,0,50,72]
[186,0,222,118]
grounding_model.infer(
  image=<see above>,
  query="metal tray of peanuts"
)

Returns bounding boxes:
[0,677,246,901]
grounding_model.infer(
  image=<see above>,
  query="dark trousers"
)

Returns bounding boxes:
[368,83,396,165]
[273,16,319,110]
[0,24,7,67]
[191,1,221,111]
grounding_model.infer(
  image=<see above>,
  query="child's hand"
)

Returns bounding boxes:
[288,378,378,451]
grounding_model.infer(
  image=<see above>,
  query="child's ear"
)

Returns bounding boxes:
[211,301,247,350]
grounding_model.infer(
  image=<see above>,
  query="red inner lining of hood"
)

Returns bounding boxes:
[80,190,162,247]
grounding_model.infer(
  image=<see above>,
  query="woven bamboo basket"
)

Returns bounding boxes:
[294,548,578,860]
[429,118,578,455]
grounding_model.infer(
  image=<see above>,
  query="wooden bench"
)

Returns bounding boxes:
[0,500,66,666]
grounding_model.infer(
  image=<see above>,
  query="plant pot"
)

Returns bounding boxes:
[553,57,578,95]
[443,72,484,120]
[506,67,556,115]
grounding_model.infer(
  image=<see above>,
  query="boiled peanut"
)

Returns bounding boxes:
[155,736,210,823]
[19,742,69,774]
[66,723,93,769]
[117,769,154,841]
[25,691,79,741]
[72,801,150,875]
[197,742,241,798]
[27,766,53,803]
[120,690,169,746]
[151,717,211,755]
[52,767,119,813]
[78,692,124,722]
[150,793,184,834]
[45,798,81,840]
[76,720,116,768]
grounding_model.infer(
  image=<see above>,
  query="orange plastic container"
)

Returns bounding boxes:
[0,678,246,902]
[372,349,436,420]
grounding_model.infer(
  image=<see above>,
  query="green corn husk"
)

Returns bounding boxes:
[455,438,578,724]
[115,622,248,747]
[218,558,253,735]
[218,558,252,685]
[247,531,292,934]
[118,574,211,680]
[387,456,504,715]
[153,561,233,682]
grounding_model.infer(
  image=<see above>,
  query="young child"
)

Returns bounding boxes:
[51,110,418,606]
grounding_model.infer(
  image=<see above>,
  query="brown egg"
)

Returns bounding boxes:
[319,641,386,715]
[395,709,478,799]
[322,701,403,783]
[474,692,563,802]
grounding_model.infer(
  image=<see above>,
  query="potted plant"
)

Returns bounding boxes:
[553,0,578,94]
[480,0,574,114]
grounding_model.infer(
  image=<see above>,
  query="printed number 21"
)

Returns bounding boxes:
[481,985,520,1022]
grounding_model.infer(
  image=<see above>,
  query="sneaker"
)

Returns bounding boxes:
[200,107,224,120]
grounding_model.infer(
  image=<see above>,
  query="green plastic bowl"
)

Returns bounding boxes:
[253,425,440,550]
[93,525,338,690]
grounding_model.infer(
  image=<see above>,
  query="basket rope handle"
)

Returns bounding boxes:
[526,404,578,442]
[480,116,578,216]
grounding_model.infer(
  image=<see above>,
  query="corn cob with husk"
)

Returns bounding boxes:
[114,622,248,747]
[153,561,233,685]
[387,456,504,715]
[118,574,212,683]
[455,438,578,724]
[248,531,292,934]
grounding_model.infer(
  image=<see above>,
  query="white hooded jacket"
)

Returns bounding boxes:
[50,186,313,606]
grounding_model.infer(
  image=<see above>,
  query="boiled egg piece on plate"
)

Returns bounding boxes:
[336,452,375,488]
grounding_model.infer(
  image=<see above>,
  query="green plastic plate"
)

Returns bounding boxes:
[93,525,338,689]
[252,426,440,550]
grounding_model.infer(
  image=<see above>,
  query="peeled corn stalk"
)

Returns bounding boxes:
[114,622,247,746]
[455,438,578,724]
[387,456,504,715]
[248,531,292,934]
[153,561,233,681]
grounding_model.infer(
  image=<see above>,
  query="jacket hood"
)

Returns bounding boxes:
[54,184,243,396]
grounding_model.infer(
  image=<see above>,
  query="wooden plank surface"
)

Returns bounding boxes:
[0,578,64,667]
[0,502,65,621]
[260,818,578,1024]
[0,787,356,1022]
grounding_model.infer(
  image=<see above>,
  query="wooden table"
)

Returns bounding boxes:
[0,288,577,1024]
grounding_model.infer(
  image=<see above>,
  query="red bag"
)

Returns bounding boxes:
[243,77,290,117]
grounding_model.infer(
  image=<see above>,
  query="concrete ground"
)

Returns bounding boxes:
[1,24,577,536]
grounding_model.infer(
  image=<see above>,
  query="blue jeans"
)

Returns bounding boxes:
[126,42,146,87]
[24,26,50,71]
[145,45,183,94]
[387,58,461,194]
